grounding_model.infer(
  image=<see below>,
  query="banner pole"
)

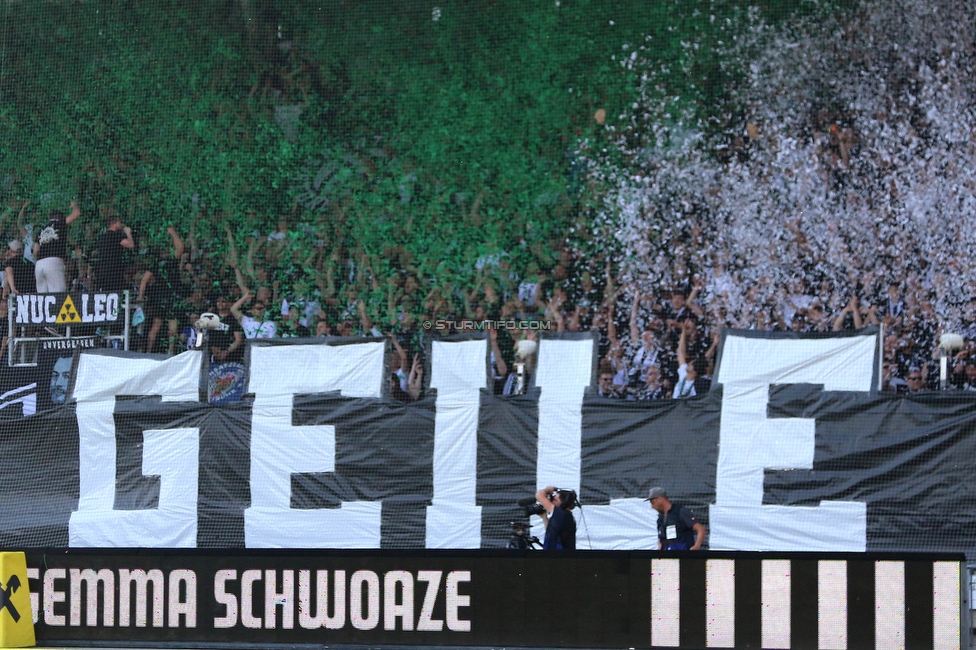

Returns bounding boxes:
[6,297,11,368]
[877,322,884,392]
[123,290,130,351]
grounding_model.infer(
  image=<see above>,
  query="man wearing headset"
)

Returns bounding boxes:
[535,485,577,550]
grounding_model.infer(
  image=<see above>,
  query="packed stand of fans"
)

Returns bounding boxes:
[0,198,965,401]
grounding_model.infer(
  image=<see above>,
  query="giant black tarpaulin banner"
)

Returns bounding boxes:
[0,330,972,558]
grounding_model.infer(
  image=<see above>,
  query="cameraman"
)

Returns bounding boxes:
[534,485,577,550]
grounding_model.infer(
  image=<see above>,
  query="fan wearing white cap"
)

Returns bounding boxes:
[646,487,706,551]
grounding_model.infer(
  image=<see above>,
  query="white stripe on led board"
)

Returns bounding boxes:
[932,561,960,650]
[874,561,904,650]
[706,559,735,648]
[651,559,681,647]
[762,559,791,649]
[818,560,847,650]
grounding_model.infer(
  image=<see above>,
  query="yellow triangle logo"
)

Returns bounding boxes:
[56,295,82,324]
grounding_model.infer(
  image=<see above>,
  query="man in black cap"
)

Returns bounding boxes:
[647,487,705,551]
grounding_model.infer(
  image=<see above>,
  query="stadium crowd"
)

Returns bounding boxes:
[0,197,969,401]
[0,191,976,399]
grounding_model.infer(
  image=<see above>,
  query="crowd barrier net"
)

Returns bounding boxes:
[1,1,974,564]
[0,328,973,561]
